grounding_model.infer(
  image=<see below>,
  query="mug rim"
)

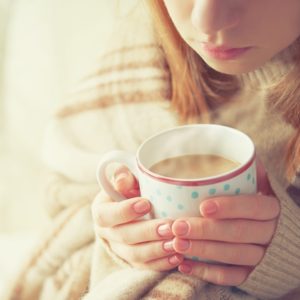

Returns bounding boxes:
[137,154,255,186]
[136,124,256,186]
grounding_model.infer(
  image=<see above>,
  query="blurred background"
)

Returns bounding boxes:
[0,0,138,294]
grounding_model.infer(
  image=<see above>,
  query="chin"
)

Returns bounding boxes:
[201,57,266,75]
[194,46,271,76]
[205,61,255,75]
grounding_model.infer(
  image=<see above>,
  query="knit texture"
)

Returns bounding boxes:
[3,4,300,300]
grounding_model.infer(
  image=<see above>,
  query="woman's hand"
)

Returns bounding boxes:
[173,159,280,286]
[91,166,184,271]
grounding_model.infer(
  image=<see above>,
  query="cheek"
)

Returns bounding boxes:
[247,1,300,46]
[285,11,300,40]
[163,1,193,33]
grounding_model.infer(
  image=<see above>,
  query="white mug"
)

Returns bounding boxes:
[97,124,257,219]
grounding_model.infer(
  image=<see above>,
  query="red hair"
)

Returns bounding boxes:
[146,0,300,180]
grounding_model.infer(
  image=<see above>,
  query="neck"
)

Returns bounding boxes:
[238,41,299,89]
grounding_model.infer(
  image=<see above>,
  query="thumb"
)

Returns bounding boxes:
[112,165,140,199]
[256,157,274,196]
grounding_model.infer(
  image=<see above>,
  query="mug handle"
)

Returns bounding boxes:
[96,150,139,201]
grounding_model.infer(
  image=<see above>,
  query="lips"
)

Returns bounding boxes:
[201,43,252,60]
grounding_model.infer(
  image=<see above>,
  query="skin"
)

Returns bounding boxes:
[163,0,300,74]
[92,161,279,286]
[91,0,300,287]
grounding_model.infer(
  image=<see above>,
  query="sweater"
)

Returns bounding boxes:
[3,4,300,300]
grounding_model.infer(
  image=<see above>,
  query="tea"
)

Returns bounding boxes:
[149,154,240,179]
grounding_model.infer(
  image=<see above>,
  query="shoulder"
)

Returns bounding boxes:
[54,3,170,118]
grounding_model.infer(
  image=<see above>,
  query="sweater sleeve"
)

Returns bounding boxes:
[237,175,300,299]
[44,171,99,217]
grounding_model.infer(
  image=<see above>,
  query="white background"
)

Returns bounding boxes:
[0,0,138,293]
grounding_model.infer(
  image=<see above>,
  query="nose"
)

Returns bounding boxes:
[191,0,240,35]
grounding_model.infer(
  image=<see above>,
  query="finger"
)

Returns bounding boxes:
[173,238,265,266]
[200,194,280,220]
[145,254,183,271]
[111,241,183,271]
[96,219,174,244]
[256,157,274,196]
[172,218,277,245]
[110,239,176,264]
[92,195,151,227]
[178,261,251,286]
[113,165,140,198]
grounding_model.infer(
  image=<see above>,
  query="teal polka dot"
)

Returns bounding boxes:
[224,184,230,191]
[161,211,168,218]
[191,256,200,261]
[166,195,172,202]
[209,188,217,195]
[176,185,183,189]
[235,188,241,195]
[247,173,251,181]
[156,189,161,196]
[177,204,184,210]
[252,177,256,185]
[191,191,199,199]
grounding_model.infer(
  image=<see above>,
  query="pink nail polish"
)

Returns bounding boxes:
[163,240,174,252]
[174,221,189,236]
[133,200,150,214]
[179,263,192,274]
[114,172,127,183]
[158,224,172,237]
[201,201,218,215]
[169,254,181,265]
[177,239,190,251]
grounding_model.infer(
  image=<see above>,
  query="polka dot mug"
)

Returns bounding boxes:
[97,124,257,219]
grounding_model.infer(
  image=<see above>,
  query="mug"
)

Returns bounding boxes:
[97,124,257,219]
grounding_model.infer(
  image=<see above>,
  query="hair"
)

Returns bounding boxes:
[145,0,300,181]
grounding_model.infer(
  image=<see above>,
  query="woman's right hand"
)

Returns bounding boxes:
[91,166,183,271]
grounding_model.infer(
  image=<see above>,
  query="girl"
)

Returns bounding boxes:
[5,1,300,299]
[92,0,300,299]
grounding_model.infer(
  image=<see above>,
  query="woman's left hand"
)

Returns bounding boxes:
[172,160,280,286]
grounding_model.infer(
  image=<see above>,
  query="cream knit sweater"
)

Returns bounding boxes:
[4,5,300,300]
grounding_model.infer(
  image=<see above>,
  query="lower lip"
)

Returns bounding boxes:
[201,45,252,60]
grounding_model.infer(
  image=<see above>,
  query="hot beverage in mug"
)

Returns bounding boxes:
[97,124,257,262]
[149,154,241,179]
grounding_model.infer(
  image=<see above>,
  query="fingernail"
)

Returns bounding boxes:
[127,188,140,197]
[177,239,190,251]
[163,240,174,252]
[157,223,172,237]
[133,199,151,214]
[114,172,128,183]
[169,254,182,265]
[201,201,218,215]
[173,221,189,236]
[179,263,192,274]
